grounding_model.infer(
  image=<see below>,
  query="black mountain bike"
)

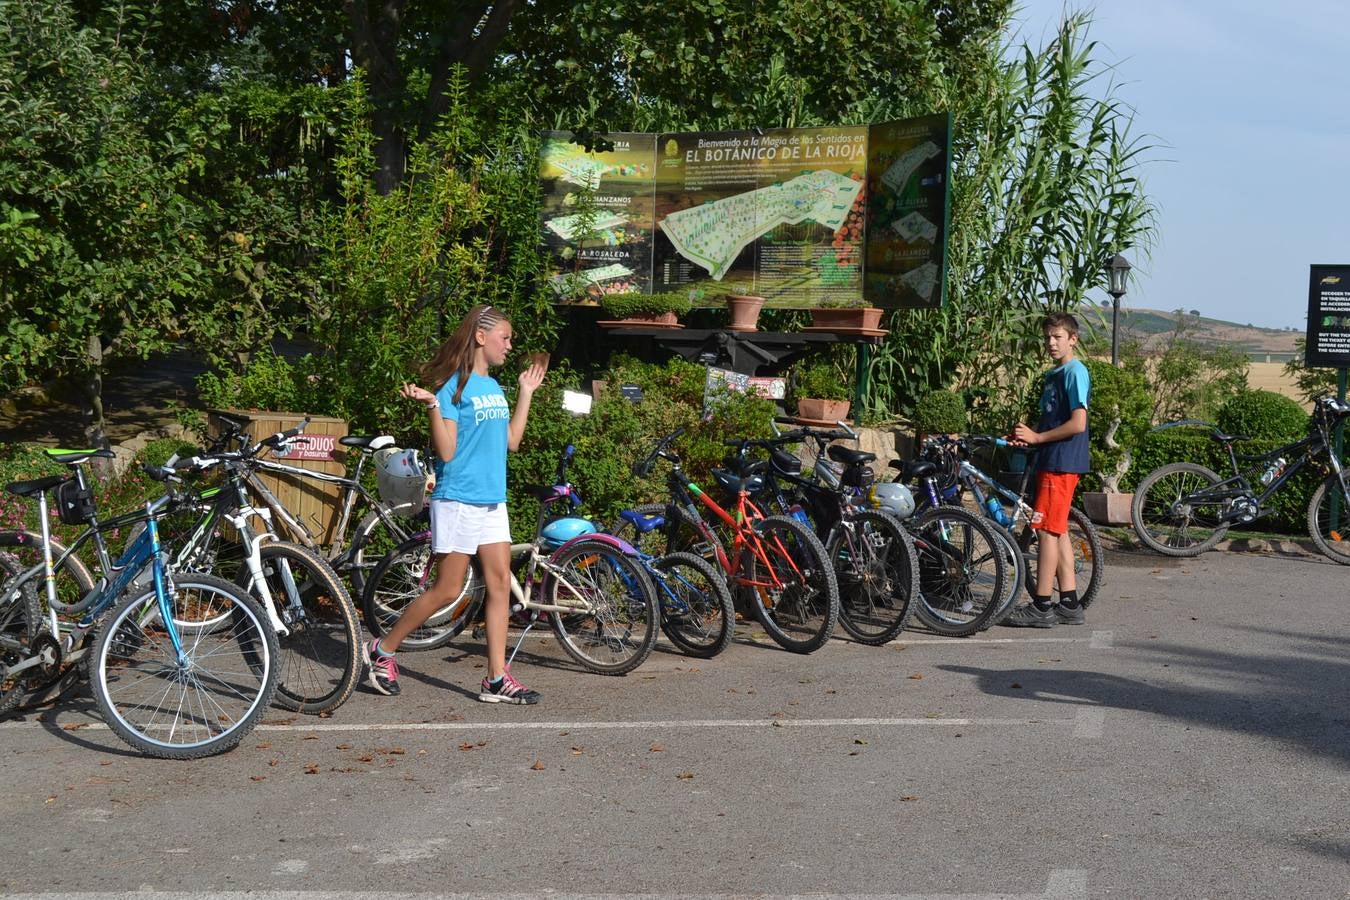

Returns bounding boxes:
[1131,395,1350,561]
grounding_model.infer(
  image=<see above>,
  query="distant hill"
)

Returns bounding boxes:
[1077,305,1300,359]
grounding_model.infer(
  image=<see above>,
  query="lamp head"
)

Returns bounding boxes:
[1108,253,1132,297]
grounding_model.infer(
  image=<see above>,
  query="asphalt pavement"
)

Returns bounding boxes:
[2,547,1348,899]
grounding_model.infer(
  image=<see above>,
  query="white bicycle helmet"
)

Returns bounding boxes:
[374,447,429,516]
[869,481,915,520]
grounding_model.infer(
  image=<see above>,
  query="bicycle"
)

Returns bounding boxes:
[609,428,840,654]
[363,444,661,675]
[1131,395,1350,561]
[0,449,278,758]
[921,434,1104,622]
[720,424,920,646]
[151,438,362,716]
[205,412,426,597]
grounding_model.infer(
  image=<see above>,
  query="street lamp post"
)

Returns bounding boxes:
[1107,253,1132,366]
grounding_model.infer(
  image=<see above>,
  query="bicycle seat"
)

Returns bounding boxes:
[890,459,938,479]
[827,445,876,465]
[340,435,396,451]
[1211,432,1249,444]
[619,509,665,534]
[44,448,115,466]
[5,474,69,498]
[524,484,566,501]
[712,467,766,496]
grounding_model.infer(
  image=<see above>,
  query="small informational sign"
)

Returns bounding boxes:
[702,367,786,416]
[619,383,644,403]
[289,433,338,461]
[1305,265,1350,368]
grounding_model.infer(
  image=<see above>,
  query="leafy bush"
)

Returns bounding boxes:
[1216,390,1308,442]
[793,361,850,403]
[196,349,323,416]
[913,389,967,435]
[1081,358,1151,492]
[599,291,693,319]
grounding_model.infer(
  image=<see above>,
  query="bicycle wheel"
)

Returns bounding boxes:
[742,514,840,654]
[90,574,279,759]
[1307,474,1350,565]
[347,504,422,598]
[361,534,481,651]
[549,539,659,675]
[0,553,43,716]
[244,543,360,715]
[828,509,919,646]
[910,506,1007,637]
[1131,462,1230,556]
[1008,506,1104,615]
[0,530,95,613]
[652,551,734,658]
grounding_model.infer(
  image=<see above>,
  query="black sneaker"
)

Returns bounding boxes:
[1054,603,1085,625]
[1003,603,1057,628]
[362,637,401,696]
[478,667,540,705]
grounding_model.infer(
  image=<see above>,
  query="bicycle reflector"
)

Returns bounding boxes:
[374,447,429,516]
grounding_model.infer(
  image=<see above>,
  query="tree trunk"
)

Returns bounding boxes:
[80,334,110,473]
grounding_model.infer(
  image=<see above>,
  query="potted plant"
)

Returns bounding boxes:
[793,360,851,423]
[597,290,692,328]
[912,389,967,452]
[808,298,885,333]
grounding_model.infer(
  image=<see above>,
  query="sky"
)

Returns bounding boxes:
[1009,0,1350,330]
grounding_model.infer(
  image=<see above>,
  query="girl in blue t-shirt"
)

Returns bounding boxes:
[362,304,547,704]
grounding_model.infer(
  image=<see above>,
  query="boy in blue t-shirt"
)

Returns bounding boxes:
[1006,312,1091,628]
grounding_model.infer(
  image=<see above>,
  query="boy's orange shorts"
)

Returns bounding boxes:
[1031,471,1080,535]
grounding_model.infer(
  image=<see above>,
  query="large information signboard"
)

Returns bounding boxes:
[1305,264,1350,368]
[539,115,951,309]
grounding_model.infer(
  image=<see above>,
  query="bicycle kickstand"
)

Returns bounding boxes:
[506,605,537,669]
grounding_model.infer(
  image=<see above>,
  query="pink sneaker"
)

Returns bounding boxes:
[478,667,540,705]
[362,637,400,696]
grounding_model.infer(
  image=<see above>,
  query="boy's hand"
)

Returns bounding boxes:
[1010,423,1040,446]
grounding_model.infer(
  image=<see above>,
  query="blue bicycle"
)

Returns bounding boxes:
[0,449,279,758]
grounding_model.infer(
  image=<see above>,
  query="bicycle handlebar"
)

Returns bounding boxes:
[634,427,686,477]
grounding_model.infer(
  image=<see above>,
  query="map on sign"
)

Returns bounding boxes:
[545,211,629,242]
[550,263,636,294]
[892,211,938,244]
[881,141,942,194]
[657,171,864,281]
[544,150,611,190]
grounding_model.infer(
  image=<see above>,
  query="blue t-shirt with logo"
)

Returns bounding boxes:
[431,373,510,505]
[1034,358,1090,474]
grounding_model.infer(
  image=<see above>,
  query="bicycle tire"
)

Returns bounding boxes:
[651,551,734,658]
[242,542,361,715]
[0,530,96,613]
[742,514,840,654]
[829,509,919,646]
[1131,462,1230,557]
[1006,506,1105,619]
[347,503,422,598]
[1307,474,1350,565]
[982,523,1027,627]
[90,573,279,759]
[361,534,481,651]
[0,552,43,717]
[549,538,659,675]
[909,506,1007,637]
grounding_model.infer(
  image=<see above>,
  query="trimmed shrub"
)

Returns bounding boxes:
[1216,390,1308,442]
[1081,357,1150,492]
[913,389,967,435]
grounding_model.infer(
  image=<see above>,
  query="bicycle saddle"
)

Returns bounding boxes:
[712,466,766,496]
[5,474,69,498]
[889,459,938,479]
[619,509,665,533]
[45,448,115,466]
[340,435,396,451]
[1211,432,1249,444]
[827,445,877,465]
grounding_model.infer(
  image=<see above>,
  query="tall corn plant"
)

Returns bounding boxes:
[864,12,1157,426]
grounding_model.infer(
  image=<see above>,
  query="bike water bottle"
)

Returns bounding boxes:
[1260,457,1287,485]
[788,504,811,528]
[984,496,1010,527]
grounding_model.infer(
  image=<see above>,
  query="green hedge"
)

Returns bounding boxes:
[1216,390,1308,442]
[1123,429,1330,533]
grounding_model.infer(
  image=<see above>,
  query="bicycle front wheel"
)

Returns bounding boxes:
[829,509,919,646]
[362,534,481,651]
[652,551,734,658]
[90,574,279,759]
[742,514,840,654]
[245,543,360,715]
[1307,474,1350,565]
[549,539,659,675]
[910,507,1007,637]
[982,522,1027,627]
[1007,506,1104,617]
[1131,462,1230,556]
[347,504,422,598]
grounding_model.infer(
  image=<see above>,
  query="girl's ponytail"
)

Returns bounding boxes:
[419,305,509,405]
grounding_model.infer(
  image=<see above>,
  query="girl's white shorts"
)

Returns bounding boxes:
[429,499,511,555]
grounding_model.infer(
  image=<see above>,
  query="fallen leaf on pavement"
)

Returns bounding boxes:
[530,760,545,771]
[650,742,665,752]
[908,673,923,680]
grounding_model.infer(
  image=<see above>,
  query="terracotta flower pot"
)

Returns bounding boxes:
[809,307,883,332]
[1082,491,1134,525]
[598,311,680,328]
[797,398,851,423]
[726,294,766,332]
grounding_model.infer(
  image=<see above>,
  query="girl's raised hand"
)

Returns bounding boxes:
[400,383,436,406]
[519,352,549,395]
